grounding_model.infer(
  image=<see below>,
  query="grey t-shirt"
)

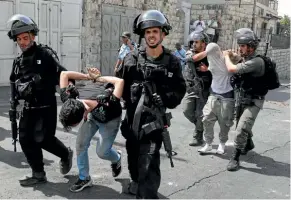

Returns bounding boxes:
[206,43,233,94]
[237,53,265,76]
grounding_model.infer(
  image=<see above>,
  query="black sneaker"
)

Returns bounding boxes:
[70,177,93,192]
[111,150,122,177]
[60,147,73,175]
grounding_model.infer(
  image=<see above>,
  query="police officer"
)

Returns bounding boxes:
[183,31,212,146]
[193,43,242,154]
[223,28,264,171]
[116,10,186,198]
[7,14,73,186]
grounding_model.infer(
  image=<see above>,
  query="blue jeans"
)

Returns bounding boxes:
[76,113,121,180]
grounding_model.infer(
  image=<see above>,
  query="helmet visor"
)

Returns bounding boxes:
[234,28,256,40]
[188,31,209,43]
[7,14,35,28]
[136,10,167,27]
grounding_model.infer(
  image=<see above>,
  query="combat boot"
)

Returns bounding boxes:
[60,147,73,175]
[122,180,138,195]
[19,171,47,186]
[241,137,255,155]
[227,148,241,171]
[189,130,204,146]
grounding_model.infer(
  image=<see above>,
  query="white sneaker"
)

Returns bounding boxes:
[198,143,212,153]
[216,143,225,154]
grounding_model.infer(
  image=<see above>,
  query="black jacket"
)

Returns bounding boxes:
[10,42,71,106]
[116,46,186,124]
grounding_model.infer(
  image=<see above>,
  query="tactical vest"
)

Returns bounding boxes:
[12,44,57,104]
[13,49,41,102]
[240,57,268,97]
[130,48,172,140]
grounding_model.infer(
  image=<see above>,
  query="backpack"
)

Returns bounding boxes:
[257,55,280,90]
[38,44,60,61]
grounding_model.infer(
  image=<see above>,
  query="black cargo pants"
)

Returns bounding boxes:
[19,101,69,173]
[121,119,162,199]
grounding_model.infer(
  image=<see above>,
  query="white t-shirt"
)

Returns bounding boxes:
[206,43,233,94]
[206,20,218,35]
[191,20,206,33]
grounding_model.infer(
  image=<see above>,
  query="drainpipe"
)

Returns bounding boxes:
[251,0,257,31]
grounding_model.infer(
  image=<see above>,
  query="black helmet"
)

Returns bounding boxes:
[7,14,39,41]
[235,28,260,48]
[187,31,210,44]
[133,10,172,36]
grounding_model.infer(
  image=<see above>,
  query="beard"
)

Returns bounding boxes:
[20,40,34,52]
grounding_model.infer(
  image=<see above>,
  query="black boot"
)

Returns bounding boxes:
[122,180,138,195]
[59,147,73,175]
[19,171,47,186]
[227,148,241,171]
[241,137,255,155]
[189,131,204,146]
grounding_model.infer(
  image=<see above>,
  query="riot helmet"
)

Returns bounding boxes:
[235,28,260,49]
[188,31,209,44]
[133,10,172,36]
[7,14,39,41]
[187,31,209,49]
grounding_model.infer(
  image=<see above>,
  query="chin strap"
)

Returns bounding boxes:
[145,31,163,49]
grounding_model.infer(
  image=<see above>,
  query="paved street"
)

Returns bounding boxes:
[0,84,290,199]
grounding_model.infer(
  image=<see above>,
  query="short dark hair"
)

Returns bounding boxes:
[59,99,85,131]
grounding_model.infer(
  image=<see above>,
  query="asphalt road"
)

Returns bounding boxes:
[0,84,290,199]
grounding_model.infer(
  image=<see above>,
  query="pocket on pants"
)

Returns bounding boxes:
[221,99,235,127]
[253,99,264,109]
[33,118,45,143]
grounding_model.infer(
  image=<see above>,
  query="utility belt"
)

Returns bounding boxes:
[237,94,265,106]
[245,94,265,100]
[22,101,51,113]
[210,88,234,99]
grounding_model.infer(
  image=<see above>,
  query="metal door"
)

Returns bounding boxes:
[50,1,61,59]
[101,5,137,76]
[60,0,82,71]
[38,0,50,45]
[0,0,15,86]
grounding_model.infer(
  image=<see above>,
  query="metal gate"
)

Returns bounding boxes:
[101,4,138,76]
[0,0,82,86]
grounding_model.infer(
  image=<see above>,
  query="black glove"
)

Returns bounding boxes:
[66,84,79,99]
[230,74,242,88]
[60,84,79,103]
[152,93,163,107]
[96,89,112,104]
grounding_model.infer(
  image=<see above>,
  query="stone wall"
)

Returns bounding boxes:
[219,0,254,49]
[81,0,288,77]
[188,0,255,50]
[270,49,290,81]
[81,0,185,71]
[190,3,225,47]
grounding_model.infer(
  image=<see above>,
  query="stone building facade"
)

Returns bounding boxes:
[81,0,186,75]
[81,0,289,80]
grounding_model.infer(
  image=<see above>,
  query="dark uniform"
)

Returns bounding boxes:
[7,14,73,186]
[183,31,212,146]
[116,10,186,199]
[227,28,266,171]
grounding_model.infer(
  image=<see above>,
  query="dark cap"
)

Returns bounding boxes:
[121,31,131,38]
